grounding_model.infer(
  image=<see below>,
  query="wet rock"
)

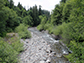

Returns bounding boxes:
[51,34,62,40]
[19,27,70,63]
[46,58,51,63]
[50,50,52,53]
[40,61,46,63]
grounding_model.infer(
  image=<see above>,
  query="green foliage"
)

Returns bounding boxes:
[37,0,84,63]
[22,15,33,26]
[64,41,84,63]
[0,6,20,36]
[15,24,31,39]
[37,24,43,31]
[37,15,48,31]
[53,22,67,36]
[51,3,64,25]
[43,23,51,30]
[6,36,24,53]
[0,0,5,9]
[61,0,67,3]
[0,36,23,63]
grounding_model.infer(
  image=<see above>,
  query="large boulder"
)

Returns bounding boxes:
[51,34,62,40]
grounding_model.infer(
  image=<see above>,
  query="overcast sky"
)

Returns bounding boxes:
[13,0,61,13]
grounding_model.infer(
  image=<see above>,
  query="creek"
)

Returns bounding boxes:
[19,27,71,63]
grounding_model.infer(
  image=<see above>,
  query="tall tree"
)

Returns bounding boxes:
[61,0,67,3]
[51,4,64,25]
[39,5,42,15]
[9,0,14,9]
[32,5,39,26]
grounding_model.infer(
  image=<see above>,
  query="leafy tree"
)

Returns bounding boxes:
[41,10,50,19]
[9,0,14,9]
[15,24,31,39]
[51,4,64,25]
[37,15,48,31]
[3,7,19,32]
[22,15,33,26]
[4,0,14,9]
[0,0,7,36]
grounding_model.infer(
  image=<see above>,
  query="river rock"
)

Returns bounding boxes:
[19,27,70,63]
[40,61,46,63]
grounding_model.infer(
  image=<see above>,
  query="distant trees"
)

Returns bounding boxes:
[0,0,50,37]
[61,0,67,3]
[0,0,50,63]
[39,5,42,15]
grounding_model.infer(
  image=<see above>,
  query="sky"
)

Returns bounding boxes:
[13,0,61,13]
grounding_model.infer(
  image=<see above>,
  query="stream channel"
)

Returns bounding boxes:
[19,27,71,63]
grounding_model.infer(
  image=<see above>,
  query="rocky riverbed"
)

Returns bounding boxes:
[19,27,71,63]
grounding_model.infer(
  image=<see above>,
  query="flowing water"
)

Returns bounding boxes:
[28,27,71,63]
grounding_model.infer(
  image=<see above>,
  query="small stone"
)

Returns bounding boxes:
[46,59,51,63]
[26,42,28,43]
[40,61,46,63]
[46,50,50,53]
[54,52,56,55]
[50,50,52,53]
[39,48,41,50]
[43,41,45,43]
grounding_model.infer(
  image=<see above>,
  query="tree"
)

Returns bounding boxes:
[0,0,7,36]
[61,0,67,3]
[9,0,14,9]
[17,2,23,10]
[51,4,64,25]
[22,15,33,26]
[32,5,39,26]
[39,5,42,15]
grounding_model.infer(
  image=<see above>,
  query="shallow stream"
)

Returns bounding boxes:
[28,27,71,63]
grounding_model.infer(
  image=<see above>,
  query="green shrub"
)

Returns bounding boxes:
[64,41,84,63]
[47,25,54,34]
[9,37,24,53]
[0,37,18,63]
[15,24,31,39]
[44,23,51,30]
[52,22,67,35]
[37,24,44,31]
[0,33,24,63]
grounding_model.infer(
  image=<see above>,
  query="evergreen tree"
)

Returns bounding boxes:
[39,5,42,15]
[9,0,14,9]
[61,0,67,3]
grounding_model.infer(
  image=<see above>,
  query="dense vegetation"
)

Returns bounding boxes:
[37,0,84,63]
[15,24,31,39]
[1,0,84,62]
[0,0,50,62]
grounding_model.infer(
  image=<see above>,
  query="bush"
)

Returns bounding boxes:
[52,22,67,35]
[64,41,84,63]
[46,25,54,34]
[37,24,44,31]
[0,37,18,63]
[0,33,24,63]
[15,24,31,39]
[44,23,51,30]
[8,37,24,53]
